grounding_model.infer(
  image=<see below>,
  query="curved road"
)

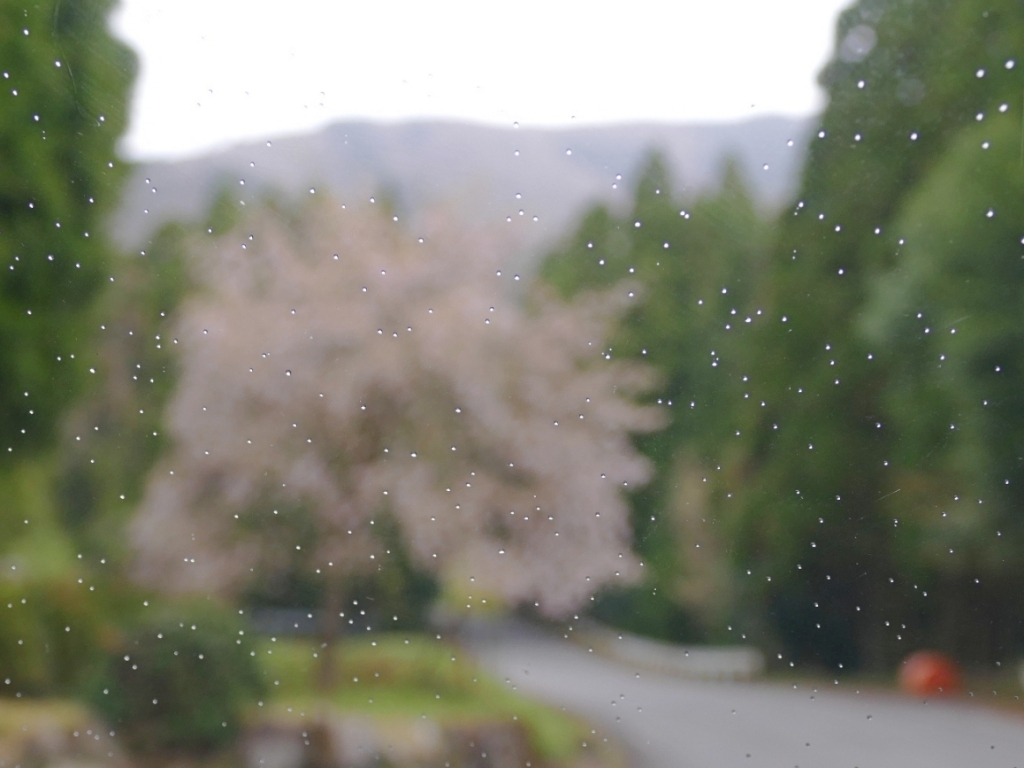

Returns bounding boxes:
[461,622,1024,768]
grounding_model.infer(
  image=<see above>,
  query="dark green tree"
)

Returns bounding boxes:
[0,0,135,461]
[856,112,1024,661]
[541,154,770,641]
[55,221,189,561]
[87,602,263,755]
[543,0,1024,671]
[730,0,1024,669]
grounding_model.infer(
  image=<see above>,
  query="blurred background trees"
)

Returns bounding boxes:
[0,4,198,742]
[540,155,770,642]
[540,0,1024,670]
[4,1,1024,743]
[0,0,134,462]
[0,0,146,698]
[731,0,1024,670]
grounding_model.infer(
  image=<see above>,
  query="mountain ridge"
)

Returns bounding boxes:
[109,115,815,257]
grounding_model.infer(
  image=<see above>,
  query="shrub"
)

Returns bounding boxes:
[86,602,263,754]
[0,579,105,694]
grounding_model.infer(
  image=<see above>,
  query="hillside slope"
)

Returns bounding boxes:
[110,116,812,258]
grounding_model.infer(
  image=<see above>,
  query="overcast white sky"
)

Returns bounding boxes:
[111,0,853,161]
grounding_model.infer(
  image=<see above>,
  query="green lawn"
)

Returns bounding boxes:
[255,633,589,763]
[0,697,92,737]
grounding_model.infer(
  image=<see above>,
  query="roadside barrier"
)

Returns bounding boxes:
[576,621,765,681]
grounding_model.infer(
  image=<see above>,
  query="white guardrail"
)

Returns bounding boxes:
[577,621,765,681]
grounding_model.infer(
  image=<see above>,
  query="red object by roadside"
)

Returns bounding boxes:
[899,650,962,696]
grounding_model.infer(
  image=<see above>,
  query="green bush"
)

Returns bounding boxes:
[0,579,105,694]
[86,602,263,754]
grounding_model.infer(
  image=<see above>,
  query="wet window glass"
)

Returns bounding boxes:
[3,1,1024,766]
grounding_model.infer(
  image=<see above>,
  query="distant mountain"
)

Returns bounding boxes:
[109,116,814,259]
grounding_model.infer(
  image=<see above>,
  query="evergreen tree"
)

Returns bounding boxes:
[733,0,1024,668]
[543,0,1024,669]
[541,154,770,640]
[0,0,135,461]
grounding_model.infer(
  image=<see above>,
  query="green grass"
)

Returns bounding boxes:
[255,633,588,763]
[0,697,92,737]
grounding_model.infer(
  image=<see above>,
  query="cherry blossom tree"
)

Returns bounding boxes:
[130,197,663,626]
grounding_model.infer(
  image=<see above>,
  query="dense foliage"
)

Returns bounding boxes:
[542,0,1024,670]
[54,222,189,561]
[739,0,1024,669]
[0,0,135,460]
[86,603,263,753]
[541,156,771,641]
[0,577,107,694]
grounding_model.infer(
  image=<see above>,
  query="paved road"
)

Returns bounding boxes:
[460,622,1024,768]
